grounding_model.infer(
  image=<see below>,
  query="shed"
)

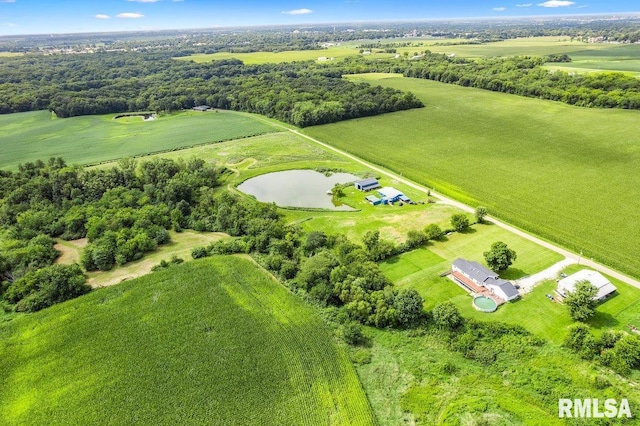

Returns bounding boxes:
[365,195,382,205]
[193,105,211,112]
[354,178,381,192]
[557,269,616,301]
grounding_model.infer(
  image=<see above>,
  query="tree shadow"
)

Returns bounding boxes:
[459,227,477,234]
[383,256,401,265]
[501,268,527,280]
[588,311,619,330]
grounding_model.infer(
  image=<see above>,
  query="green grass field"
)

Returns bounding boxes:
[544,44,640,76]
[305,75,640,279]
[0,256,375,425]
[0,110,277,169]
[176,45,363,64]
[381,238,640,344]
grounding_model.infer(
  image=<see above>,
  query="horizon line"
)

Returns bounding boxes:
[1,11,640,38]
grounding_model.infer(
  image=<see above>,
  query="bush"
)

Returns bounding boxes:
[432,301,463,331]
[424,224,443,241]
[450,213,470,232]
[342,321,367,345]
[191,246,209,259]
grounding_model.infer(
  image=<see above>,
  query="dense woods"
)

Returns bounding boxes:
[0,54,422,126]
[0,157,223,311]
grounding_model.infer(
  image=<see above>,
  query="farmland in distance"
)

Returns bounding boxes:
[0,256,375,426]
[304,74,640,279]
[0,110,277,170]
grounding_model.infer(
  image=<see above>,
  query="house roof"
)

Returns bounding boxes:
[453,258,518,299]
[452,258,497,284]
[558,269,617,300]
[365,195,380,202]
[492,279,519,299]
[378,187,403,199]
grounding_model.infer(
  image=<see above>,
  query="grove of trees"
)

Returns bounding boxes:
[0,54,422,126]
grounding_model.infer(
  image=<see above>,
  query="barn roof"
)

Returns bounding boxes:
[355,178,380,188]
[558,269,617,300]
[378,187,403,199]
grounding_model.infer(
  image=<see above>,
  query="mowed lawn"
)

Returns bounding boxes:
[0,256,375,426]
[0,110,277,169]
[379,227,640,344]
[305,75,640,279]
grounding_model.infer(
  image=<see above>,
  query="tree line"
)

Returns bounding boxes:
[0,53,423,126]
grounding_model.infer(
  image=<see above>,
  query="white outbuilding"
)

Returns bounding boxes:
[557,269,617,301]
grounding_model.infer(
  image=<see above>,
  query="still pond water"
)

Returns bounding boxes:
[237,170,358,210]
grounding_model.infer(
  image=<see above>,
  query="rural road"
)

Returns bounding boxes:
[289,129,640,291]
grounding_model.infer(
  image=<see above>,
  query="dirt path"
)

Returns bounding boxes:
[290,129,640,290]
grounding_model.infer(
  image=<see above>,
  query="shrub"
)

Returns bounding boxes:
[424,224,443,241]
[432,301,463,330]
[191,246,209,259]
[342,321,366,345]
[450,213,470,232]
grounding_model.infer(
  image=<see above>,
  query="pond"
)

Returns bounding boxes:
[237,170,359,210]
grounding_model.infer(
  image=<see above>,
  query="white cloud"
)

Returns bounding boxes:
[95,14,110,19]
[282,8,313,15]
[117,12,145,18]
[537,0,575,7]
[0,0,17,3]
[493,7,506,11]
[173,0,184,2]
[516,3,533,6]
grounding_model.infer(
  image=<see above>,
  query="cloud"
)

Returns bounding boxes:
[516,3,533,6]
[0,0,16,3]
[282,8,313,15]
[493,7,506,11]
[95,14,110,19]
[537,0,575,7]
[117,12,145,18]
[127,0,160,2]
[173,0,184,2]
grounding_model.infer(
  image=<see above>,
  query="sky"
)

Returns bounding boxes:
[0,0,638,36]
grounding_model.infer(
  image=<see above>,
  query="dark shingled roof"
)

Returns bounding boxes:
[453,258,519,299]
[452,258,497,284]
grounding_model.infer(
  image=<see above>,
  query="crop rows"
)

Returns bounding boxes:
[0,256,375,425]
[306,76,640,279]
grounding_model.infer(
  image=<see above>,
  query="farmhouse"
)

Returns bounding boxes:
[557,269,617,301]
[451,258,519,302]
[377,187,410,204]
[354,178,381,192]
